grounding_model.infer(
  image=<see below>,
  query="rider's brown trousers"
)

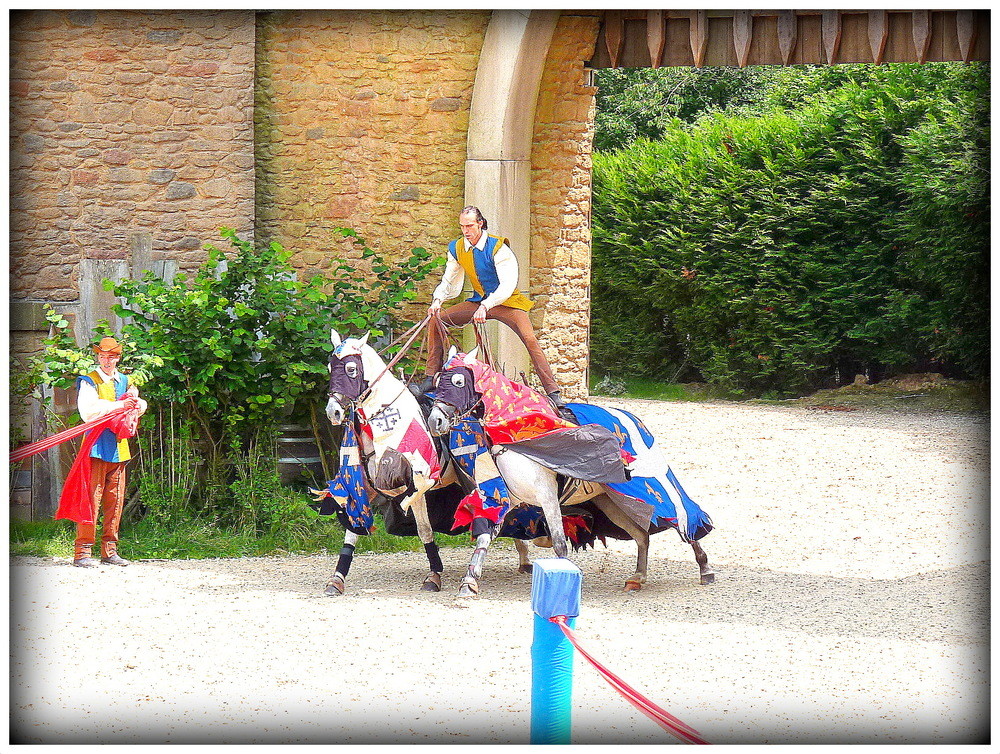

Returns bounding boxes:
[74,458,128,559]
[425,302,560,395]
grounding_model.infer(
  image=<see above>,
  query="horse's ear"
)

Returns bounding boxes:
[468,346,480,362]
[330,329,342,348]
[446,345,458,362]
[359,331,370,347]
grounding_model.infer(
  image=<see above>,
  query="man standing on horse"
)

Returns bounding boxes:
[423,205,565,407]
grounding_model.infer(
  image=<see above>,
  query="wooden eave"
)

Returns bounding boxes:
[587,9,990,68]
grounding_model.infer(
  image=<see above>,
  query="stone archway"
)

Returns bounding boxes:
[463,10,560,379]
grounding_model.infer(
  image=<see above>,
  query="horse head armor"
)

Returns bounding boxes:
[427,347,482,435]
[326,329,370,424]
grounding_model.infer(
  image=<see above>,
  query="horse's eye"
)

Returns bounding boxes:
[451,373,466,388]
[345,363,359,378]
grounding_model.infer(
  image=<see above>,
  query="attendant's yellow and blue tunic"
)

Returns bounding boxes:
[77,370,133,462]
[441,233,533,311]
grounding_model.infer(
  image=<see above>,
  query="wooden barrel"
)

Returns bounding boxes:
[277,424,326,486]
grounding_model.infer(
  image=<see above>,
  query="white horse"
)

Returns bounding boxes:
[323,330,449,594]
[427,349,715,594]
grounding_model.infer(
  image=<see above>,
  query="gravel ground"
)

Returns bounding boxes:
[10,398,990,745]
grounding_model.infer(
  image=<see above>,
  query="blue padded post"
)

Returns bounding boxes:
[529,559,582,744]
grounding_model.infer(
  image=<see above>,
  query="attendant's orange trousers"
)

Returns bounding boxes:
[74,459,128,559]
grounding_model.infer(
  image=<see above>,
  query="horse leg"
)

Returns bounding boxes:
[324,530,359,596]
[593,495,650,591]
[514,539,533,574]
[458,518,494,597]
[408,494,443,592]
[691,539,715,585]
[538,496,569,559]
[498,454,569,558]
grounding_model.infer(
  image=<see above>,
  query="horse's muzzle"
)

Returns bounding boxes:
[427,402,457,436]
[326,393,349,425]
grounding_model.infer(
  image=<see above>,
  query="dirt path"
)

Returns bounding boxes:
[10,399,989,744]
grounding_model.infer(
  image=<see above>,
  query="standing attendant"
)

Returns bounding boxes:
[423,206,565,407]
[72,337,147,567]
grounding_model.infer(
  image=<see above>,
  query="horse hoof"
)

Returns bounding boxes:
[422,573,442,592]
[458,582,479,598]
[518,563,533,574]
[624,580,643,592]
[324,575,345,596]
[700,573,716,585]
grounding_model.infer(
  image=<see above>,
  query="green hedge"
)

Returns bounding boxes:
[592,64,988,396]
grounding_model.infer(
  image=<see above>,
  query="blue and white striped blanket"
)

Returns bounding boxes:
[567,403,713,541]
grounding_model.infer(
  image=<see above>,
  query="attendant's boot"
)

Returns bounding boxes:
[73,545,97,568]
[100,547,130,567]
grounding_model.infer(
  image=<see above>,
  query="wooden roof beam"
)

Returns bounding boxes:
[869,10,888,65]
[689,9,708,68]
[734,9,752,68]
[647,9,666,68]
[822,10,842,65]
[957,10,979,63]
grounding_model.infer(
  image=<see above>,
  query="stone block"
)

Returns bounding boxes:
[389,186,420,201]
[172,61,220,77]
[132,101,173,126]
[101,149,133,165]
[148,29,182,44]
[430,96,463,111]
[83,48,120,63]
[20,133,46,153]
[148,169,176,184]
[172,235,202,251]
[165,182,197,200]
[202,177,231,198]
[71,170,100,186]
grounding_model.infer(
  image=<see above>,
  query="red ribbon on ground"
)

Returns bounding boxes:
[549,615,710,745]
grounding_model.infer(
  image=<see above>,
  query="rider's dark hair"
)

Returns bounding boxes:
[460,205,487,231]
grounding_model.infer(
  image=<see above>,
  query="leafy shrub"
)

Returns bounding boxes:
[592,63,988,396]
[593,374,627,396]
[109,228,438,454]
[33,227,440,532]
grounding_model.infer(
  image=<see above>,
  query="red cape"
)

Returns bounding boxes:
[54,409,141,524]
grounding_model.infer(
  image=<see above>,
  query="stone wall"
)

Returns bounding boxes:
[254,9,490,325]
[10,8,596,375]
[529,13,601,398]
[9,9,256,306]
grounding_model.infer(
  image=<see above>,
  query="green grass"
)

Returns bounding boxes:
[755,379,989,413]
[11,510,472,562]
[590,373,987,414]
[10,520,76,558]
[590,374,732,401]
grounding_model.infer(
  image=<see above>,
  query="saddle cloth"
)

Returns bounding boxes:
[567,403,713,542]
